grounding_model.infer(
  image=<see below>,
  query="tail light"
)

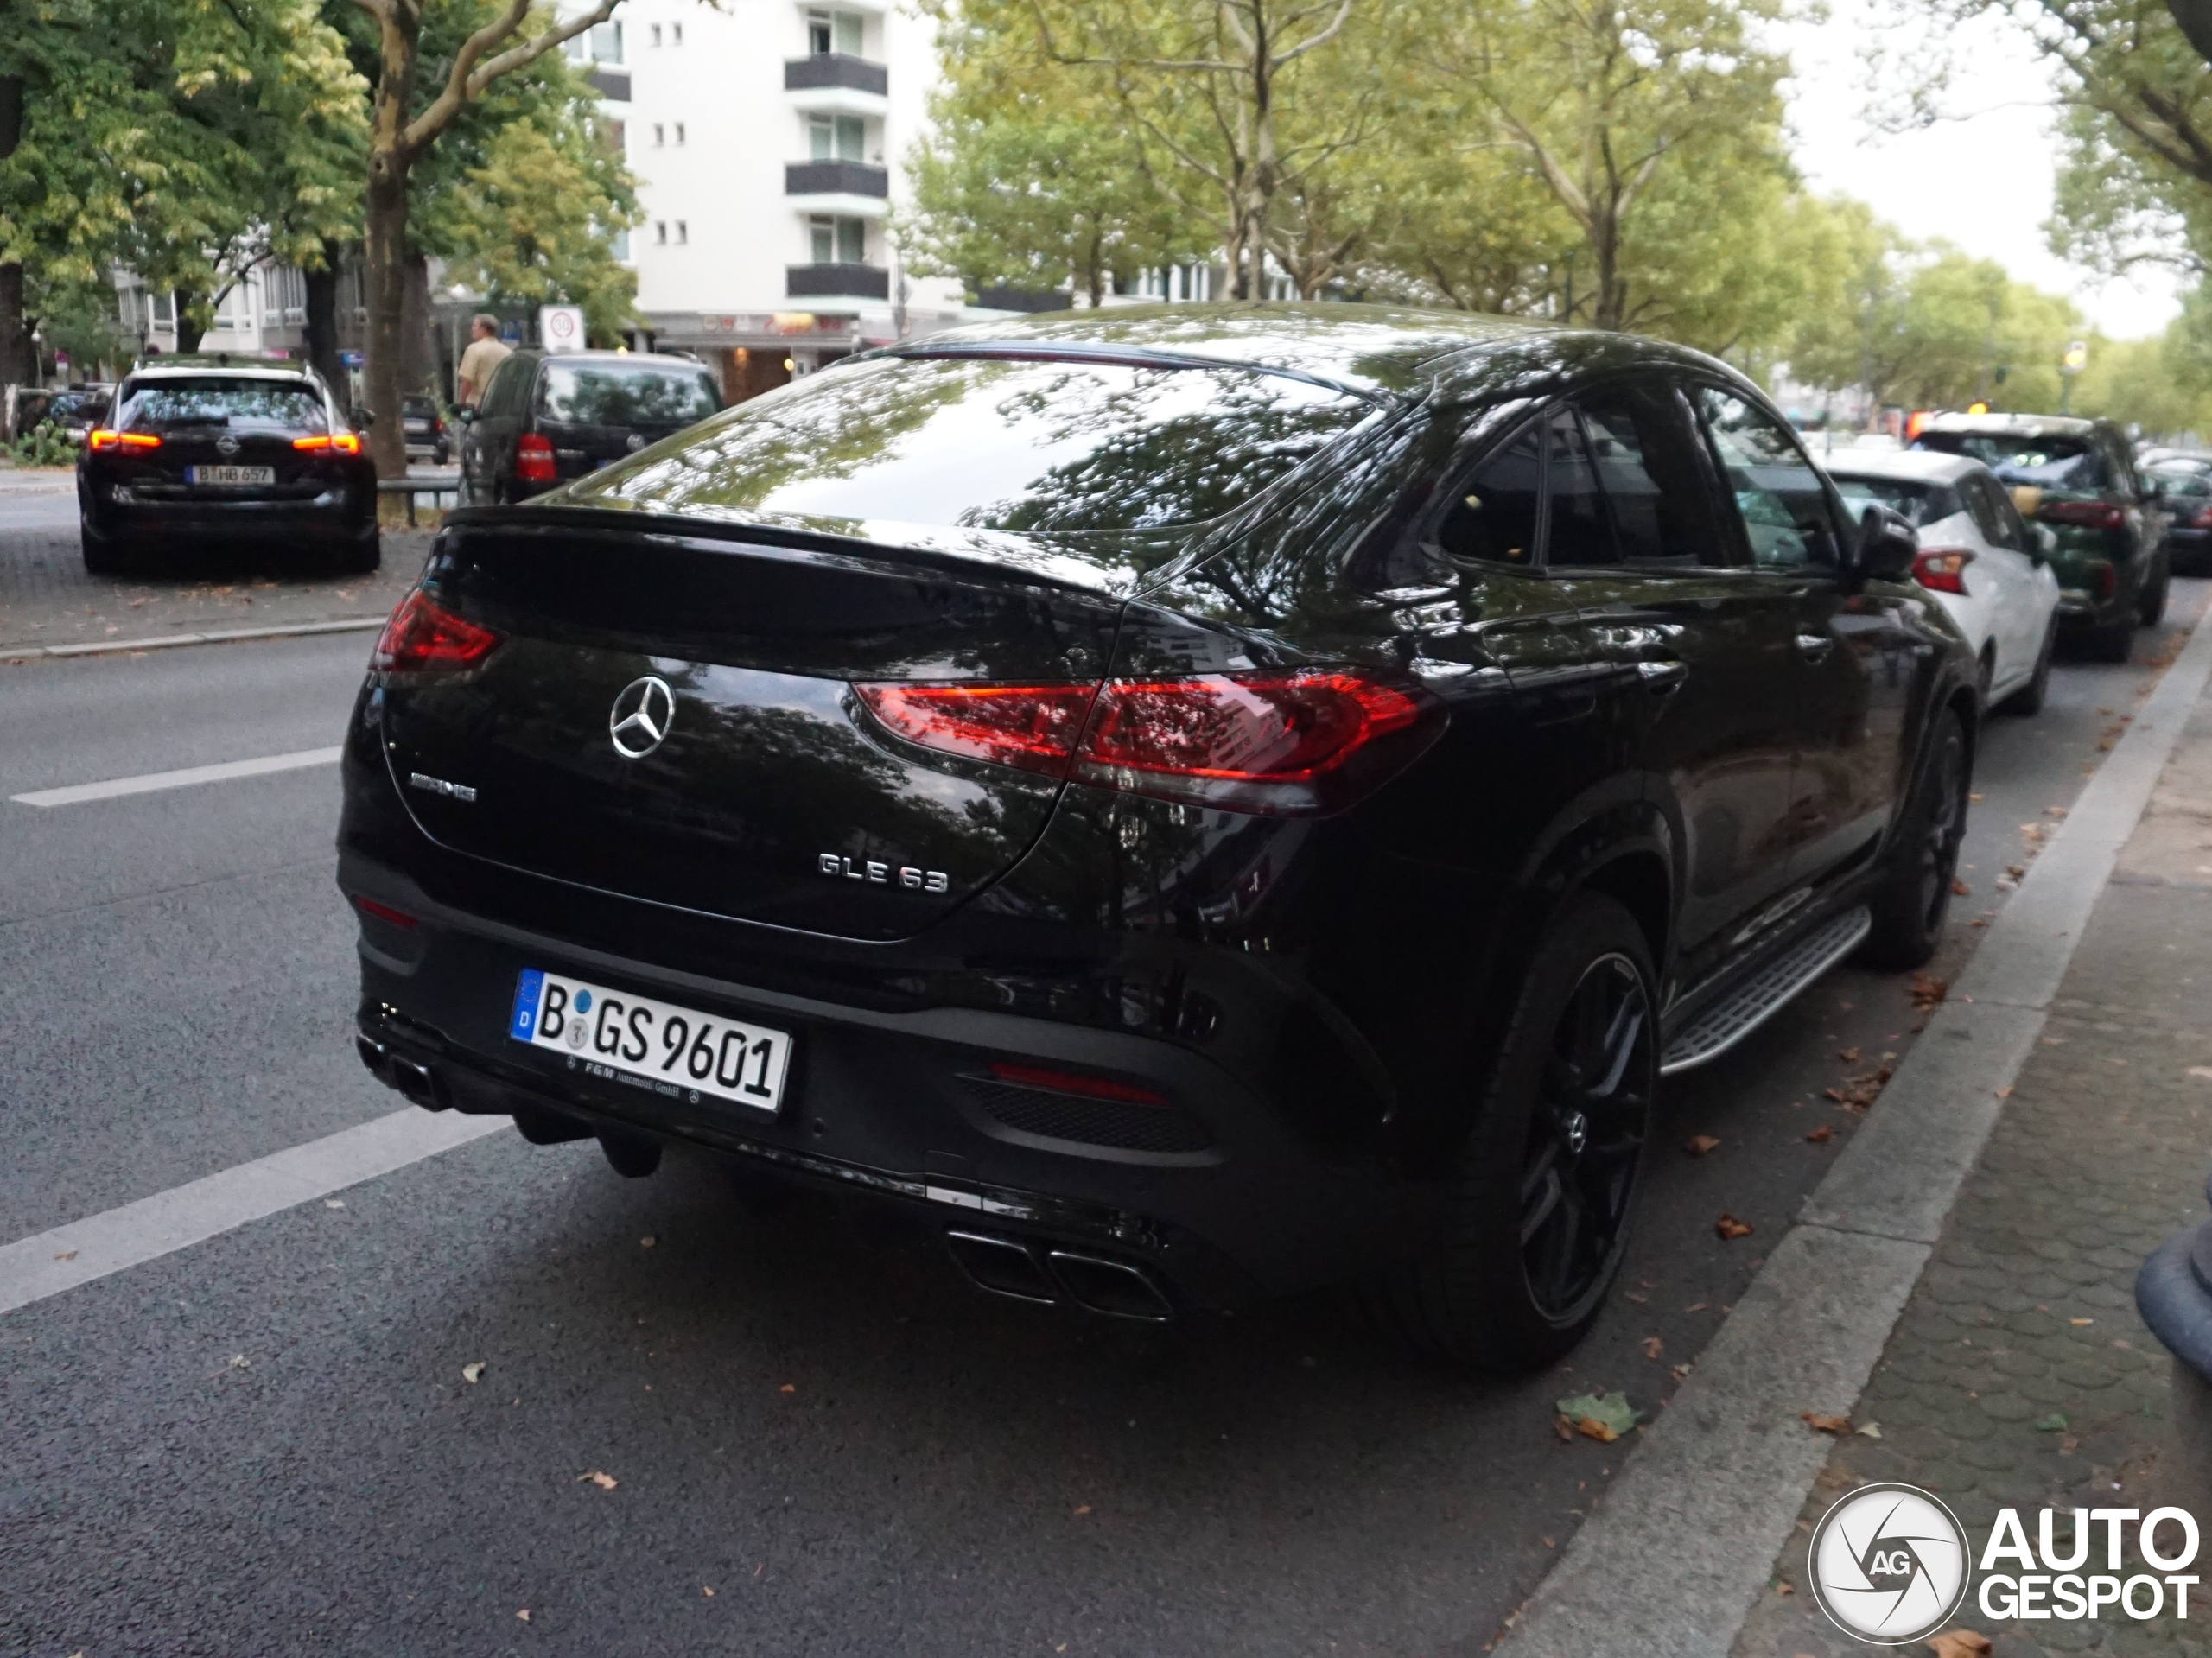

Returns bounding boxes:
[2096,562,2117,599]
[855,668,1439,816]
[516,432,557,484]
[2037,499,2126,530]
[2192,504,2212,529]
[88,429,160,452]
[988,1062,1167,1106]
[1911,548,1974,594]
[294,432,362,454]
[371,588,500,673]
[349,894,418,930]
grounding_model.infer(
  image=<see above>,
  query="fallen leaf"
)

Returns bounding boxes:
[1641,1336,1663,1360]
[1072,1504,1091,1515]
[1994,1085,2012,1099]
[639,1236,656,1248]
[1857,1422,1884,1439]
[1909,973,1948,1013]
[2044,805,2067,818]
[2189,1067,2212,1082]
[1685,1302,1709,1312]
[53,1250,75,1261]
[1776,1579,1795,1595]
[578,1471,618,1490]
[2034,1413,2069,1432]
[1838,1045,1861,1063]
[517,1610,531,1623]
[2071,1318,2094,1326]
[1684,1134,1720,1157]
[1671,1363,1692,1382]
[1925,1632,1993,1658]
[1715,1214,1754,1241]
[780,1383,797,1394]
[324,1199,346,1210]
[462,1362,486,1384]
[703,1586,715,1598]
[1802,1412,1850,1435]
[1805,1126,1834,1144]
[228,1354,249,1370]
[1554,1390,1637,1442]
[1951,878,1970,896]
[1552,1413,1575,1442]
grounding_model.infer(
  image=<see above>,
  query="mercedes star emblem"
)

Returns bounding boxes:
[609,675,677,759]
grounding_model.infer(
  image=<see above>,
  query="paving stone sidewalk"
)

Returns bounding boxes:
[1732,683,2212,1656]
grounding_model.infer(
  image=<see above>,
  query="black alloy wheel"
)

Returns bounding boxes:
[1369,890,1659,1372]
[1859,707,1969,969]
[1519,951,1655,1323]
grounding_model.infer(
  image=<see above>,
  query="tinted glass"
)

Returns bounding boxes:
[1581,382,1726,565]
[1827,474,1962,528]
[573,353,1371,534]
[1918,431,2106,492]
[404,396,438,418]
[1433,418,1541,565]
[2152,467,2212,498]
[1697,388,1840,569]
[480,357,531,417]
[1543,410,1617,567]
[539,363,720,427]
[119,378,325,435]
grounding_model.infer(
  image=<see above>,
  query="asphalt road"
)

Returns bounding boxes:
[2,486,2201,1656]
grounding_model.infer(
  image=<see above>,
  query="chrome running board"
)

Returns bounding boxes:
[1658,905,1872,1077]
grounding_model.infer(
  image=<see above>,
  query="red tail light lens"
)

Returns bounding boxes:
[2037,499,2126,530]
[855,668,1438,816]
[293,432,362,454]
[88,429,160,452]
[370,589,500,673]
[516,432,557,484]
[2192,504,2212,529]
[1911,548,1974,594]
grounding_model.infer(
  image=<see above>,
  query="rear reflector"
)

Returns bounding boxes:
[855,667,1437,815]
[1911,548,1974,594]
[371,588,500,674]
[516,432,557,484]
[88,429,160,452]
[988,1062,1168,1106]
[294,433,362,454]
[349,894,418,930]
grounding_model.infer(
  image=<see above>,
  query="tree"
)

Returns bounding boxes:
[346,0,622,474]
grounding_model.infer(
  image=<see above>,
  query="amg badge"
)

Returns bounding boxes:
[820,853,950,893]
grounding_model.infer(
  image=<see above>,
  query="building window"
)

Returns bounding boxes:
[674,122,686,145]
[655,221,668,245]
[807,112,865,161]
[603,118,625,156]
[592,21,622,62]
[649,22,661,46]
[671,22,683,43]
[810,214,865,264]
[652,123,664,146]
[675,220,689,245]
[613,227,630,260]
[805,8,863,54]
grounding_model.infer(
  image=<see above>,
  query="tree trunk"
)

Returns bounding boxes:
[363,165,410,477]
[175,292,207,354]
[303,257,344,391]
[1591,215,1624,332]
[0,73,28,388]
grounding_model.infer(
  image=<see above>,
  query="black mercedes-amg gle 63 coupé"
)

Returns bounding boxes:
[340,306,1973,1370]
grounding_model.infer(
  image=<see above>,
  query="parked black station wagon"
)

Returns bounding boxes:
[341,306,1974,1369]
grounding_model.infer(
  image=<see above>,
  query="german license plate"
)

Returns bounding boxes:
[508,968,791,1114]
[186,465,274,486]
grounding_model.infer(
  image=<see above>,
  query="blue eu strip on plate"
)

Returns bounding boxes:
[509,969,544,1042]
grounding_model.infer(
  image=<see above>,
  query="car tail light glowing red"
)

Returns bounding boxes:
[855,668,1439,816]
[2037,499,2126,530]
[988,1062,1167,1106]
[1911,548,1974,594]
[516,432,557,484]
[2193,504,2212,529]
[371,588,500,674]
[88,429,160,452]
[293,432,362,454]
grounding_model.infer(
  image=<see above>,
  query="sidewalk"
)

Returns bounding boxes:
[1732,666,2212,1655]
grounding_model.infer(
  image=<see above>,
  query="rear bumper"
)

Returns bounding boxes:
[340,849,1427,1309]
[84,494,374,543]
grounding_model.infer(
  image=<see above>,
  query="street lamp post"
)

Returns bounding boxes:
[2060,339,2087,415]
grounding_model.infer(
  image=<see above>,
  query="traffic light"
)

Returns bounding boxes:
[1967,401,1989,415]
[2063,340,2088,372]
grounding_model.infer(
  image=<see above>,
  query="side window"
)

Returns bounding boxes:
[1578,381,1729,567]
[486,358,530,418]
[1543,408,1617,567]
[1961,473,2023,550]
[1695,387,1843,570]
[1433,418,1542,567]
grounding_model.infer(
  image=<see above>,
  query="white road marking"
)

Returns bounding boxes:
[10,745,344,808]
[0,1109,510,1317]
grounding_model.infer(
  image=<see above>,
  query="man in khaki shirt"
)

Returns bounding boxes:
[456,314,511,407]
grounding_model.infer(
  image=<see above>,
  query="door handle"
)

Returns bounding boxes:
[1795,632,1834,662]
[1636,659,1688,695]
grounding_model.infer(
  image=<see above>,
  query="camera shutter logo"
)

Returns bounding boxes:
[1808,1482,1971,1643]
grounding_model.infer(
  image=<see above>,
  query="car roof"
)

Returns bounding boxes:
[525,350,711,371]
[1824,448,1983,485]
[125,362,320,385]
[1917,410,2103,439]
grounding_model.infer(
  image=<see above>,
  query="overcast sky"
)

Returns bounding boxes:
[1777,0,2183,337]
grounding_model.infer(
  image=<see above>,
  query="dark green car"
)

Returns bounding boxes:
[1913,412,2170,661]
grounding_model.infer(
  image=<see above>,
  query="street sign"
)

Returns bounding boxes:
[340,350,364,367]
[540,305,586,353]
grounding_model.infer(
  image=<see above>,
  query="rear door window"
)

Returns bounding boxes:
[538,363,721,426]
[1541,409,1617,566]
[1576,380,1729,566]
[1433,417,1543,567]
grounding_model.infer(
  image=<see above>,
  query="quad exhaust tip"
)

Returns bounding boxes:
[354,1032,448,1110]
[945,1229,1173,1322]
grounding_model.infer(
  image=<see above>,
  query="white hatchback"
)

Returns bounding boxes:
[1827,448,2063,715]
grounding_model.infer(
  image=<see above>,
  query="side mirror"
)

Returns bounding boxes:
[1853,504,1919,583]
[455,406,477,425]
[350,405,374,429]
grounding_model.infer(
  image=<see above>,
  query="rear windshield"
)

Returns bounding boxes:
[2152,466,2212,498]
[1828,474,1962,527]
[1916,432,2104,491]
[571,353,1372,534]
[539,363,720,427]
[119,378,326,435]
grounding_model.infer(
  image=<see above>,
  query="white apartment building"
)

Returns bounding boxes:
[572,0,972,403]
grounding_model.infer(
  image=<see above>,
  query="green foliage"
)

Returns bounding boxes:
[10,420,73,467]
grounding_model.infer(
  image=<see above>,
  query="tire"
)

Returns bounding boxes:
[1858,707,1969,971]
[2087,613,2136,663]
[1999,617,2057,716]
[332,530,381,575]
[79,523,128,575]
[1369,891,1659,1373]
[2141,561,2171,626]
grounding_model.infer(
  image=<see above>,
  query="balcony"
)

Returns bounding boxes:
[785,159,890,218]
[588,67,631,101]
[785,54,887,96]
[787,263,890,303]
